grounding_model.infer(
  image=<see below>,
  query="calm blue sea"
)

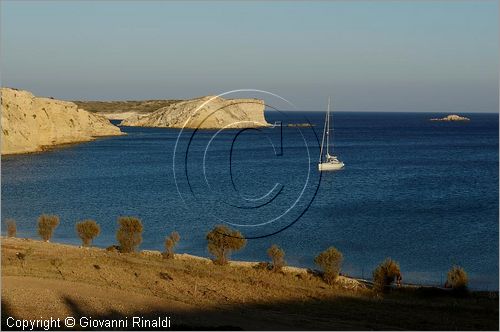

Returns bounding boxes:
[1,111,498,290]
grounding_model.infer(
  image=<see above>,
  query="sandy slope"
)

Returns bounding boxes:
[1,237,498,330]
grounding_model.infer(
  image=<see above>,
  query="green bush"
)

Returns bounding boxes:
[5,219,16,237]
[206,225,246,265]
[447,265,468,292]
[314,247,343,284]
[37,215,60,242]
[116,216,143,253]
[267,244,285,272]
[163,231,180,259]
[75,220,100,247]
[373,258,401,292]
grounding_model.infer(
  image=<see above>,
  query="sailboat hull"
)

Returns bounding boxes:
[318,161,344,171]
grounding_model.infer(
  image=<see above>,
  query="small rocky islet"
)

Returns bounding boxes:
[430,114,470,122]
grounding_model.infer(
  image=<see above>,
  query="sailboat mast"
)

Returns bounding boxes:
[326,97,331,156]
[318,96,344,171]
[330,97,334,154]
[319,104,328,163]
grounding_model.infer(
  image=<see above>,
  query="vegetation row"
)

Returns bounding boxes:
[3,217,469,293]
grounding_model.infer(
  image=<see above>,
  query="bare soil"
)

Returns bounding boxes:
[1,237,498,330]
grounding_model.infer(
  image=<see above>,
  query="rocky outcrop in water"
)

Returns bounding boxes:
[120,96,269,129]
[1,88,123,155]
[430,114,470,121]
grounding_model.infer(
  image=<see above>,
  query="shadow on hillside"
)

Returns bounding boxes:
[2,290,499,331]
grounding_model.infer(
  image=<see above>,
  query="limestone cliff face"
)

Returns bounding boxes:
[1,88,123,155]
[120,96,269,129]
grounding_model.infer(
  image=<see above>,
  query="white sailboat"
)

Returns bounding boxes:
[318,97,344,171]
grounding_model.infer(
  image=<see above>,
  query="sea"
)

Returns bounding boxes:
[1,111,498,290]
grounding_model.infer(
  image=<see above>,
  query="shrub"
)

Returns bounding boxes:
[5,219,16,237]
[373,258,401,292]
[447,265,468,292]
[206,225,246,265]
[75,220,100,247]
[37,215,60,242]
[267,244,285,272]
[314,247,343,284]
[163,231,180,259]
[116,216,143,253]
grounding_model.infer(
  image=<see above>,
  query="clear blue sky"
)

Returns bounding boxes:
[1,1,498,112]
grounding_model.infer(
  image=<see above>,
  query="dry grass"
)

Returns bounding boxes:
[1,237,498,330]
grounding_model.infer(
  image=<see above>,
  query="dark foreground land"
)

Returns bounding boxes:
[1,237,498,330]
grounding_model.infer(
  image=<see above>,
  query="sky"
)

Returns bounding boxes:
[1,1,498,112]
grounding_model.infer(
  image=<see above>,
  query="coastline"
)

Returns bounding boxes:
[2,235,494,291]
[1,133,126,156]
[1,236,494,291]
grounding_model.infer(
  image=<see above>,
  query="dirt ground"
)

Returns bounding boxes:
[1,237,498,330]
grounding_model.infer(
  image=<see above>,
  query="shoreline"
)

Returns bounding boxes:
[1,133,126,157]
[2,236,498,330]
[3,236,362,286]
[2,236,491,292]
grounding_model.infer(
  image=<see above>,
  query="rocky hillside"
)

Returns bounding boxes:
[120,96,269,129]
[73,99,181,120]
[1,88,123,155]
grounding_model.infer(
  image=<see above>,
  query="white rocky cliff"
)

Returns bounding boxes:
[430,114,470,121]
[1,88,123,155]
[120,96,269,129]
